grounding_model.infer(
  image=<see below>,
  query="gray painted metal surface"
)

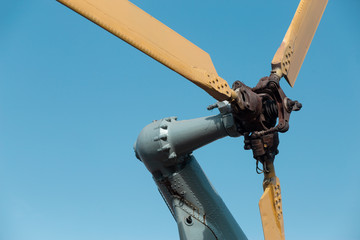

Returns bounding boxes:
[134,103,247,240]
[158,156,247,240]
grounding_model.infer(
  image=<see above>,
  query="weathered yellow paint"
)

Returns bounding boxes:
[272,0,328,87]
[259,176,285,240]
[57,0,235,101]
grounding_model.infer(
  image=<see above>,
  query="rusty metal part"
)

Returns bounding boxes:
[244,132,279,173]
[230,74,296,240]
[231,73,302,139]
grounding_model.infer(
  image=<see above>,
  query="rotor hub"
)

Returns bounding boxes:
[230,74,302,170]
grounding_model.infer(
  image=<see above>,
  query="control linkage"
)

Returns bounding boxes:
[236,73,301,171]
[210,73,302,172]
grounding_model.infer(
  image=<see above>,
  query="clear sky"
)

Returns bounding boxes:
[1,1,359,240]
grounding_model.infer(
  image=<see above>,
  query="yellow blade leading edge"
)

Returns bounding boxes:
[272,0,328,87]
[57,0,235,101]
[259,177,285,240]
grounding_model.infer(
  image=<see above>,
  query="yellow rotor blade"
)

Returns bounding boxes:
[259,177,285,240]
[57,0,235,101]
[272,0,328,87]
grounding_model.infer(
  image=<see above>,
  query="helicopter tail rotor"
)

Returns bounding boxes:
[57,1,329,240]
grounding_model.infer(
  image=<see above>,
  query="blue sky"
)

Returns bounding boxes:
[1,0,359,239]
